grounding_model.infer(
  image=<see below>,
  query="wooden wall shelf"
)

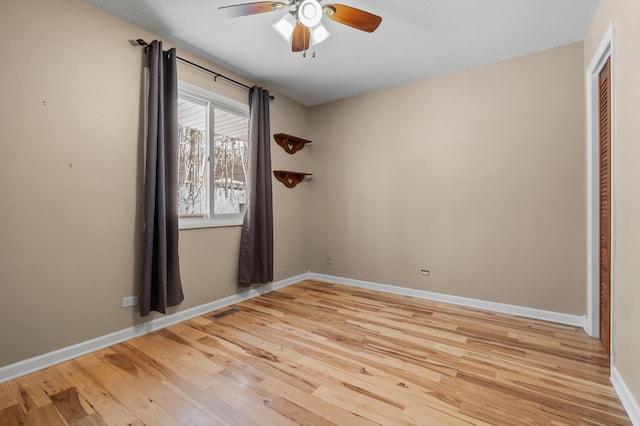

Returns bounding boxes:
[274,133,312,154]
[273,170,312,188]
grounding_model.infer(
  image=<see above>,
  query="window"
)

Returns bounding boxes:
[177,82,249,229]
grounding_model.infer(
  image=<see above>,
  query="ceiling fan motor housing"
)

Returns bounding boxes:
[298,0,323,27]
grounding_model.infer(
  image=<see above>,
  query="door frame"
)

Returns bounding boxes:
[585,23,615,357]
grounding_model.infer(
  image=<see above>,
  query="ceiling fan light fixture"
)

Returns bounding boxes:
[272,13,297,42]
[298,0,322,28]
[311,22,330,45]
[221,0,382,55]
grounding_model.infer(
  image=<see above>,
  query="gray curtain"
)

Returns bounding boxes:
[238,86,273,286]
[141,40,184,316]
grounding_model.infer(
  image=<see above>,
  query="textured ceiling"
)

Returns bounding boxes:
[83,0,599,106]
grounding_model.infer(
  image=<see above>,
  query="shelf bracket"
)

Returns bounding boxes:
[274,133,312,154]
[273,170,312,188]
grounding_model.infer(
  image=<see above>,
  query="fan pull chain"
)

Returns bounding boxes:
[303,25,309,57]
[308,27,316,58]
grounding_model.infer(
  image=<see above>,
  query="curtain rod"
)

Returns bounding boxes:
[131,39,275,100]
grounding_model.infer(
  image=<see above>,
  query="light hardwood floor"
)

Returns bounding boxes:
[0,280,631,425]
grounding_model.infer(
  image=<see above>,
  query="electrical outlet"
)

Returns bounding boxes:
[122,295,139,308]
[327,255,333,265]
[420,269,430,276]
[283,256,289,269]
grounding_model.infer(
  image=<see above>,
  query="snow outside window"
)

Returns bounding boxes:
[177,82,250,229]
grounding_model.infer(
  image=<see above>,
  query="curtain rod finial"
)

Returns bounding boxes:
[128,39,148,47]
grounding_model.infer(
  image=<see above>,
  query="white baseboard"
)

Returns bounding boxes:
[5,271,636,421]
[0,272,310,384]
[4,269,636,422]
[611,366,640,425]
[0,271,599,385]
[309,273,587,328]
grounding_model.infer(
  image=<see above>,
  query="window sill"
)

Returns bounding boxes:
[179,216,244,230]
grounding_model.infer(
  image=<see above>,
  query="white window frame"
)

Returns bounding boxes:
[178,81,250,230]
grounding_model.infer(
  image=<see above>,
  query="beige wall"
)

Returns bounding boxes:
[308,42,586,314]
[0,0,310,367]
[585,0,640,405]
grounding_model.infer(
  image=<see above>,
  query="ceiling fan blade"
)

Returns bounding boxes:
[323,4,382,33]
[291,22,310,52]
[219,1,286,17]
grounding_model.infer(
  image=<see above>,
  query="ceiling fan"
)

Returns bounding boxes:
[219,0,382,56]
